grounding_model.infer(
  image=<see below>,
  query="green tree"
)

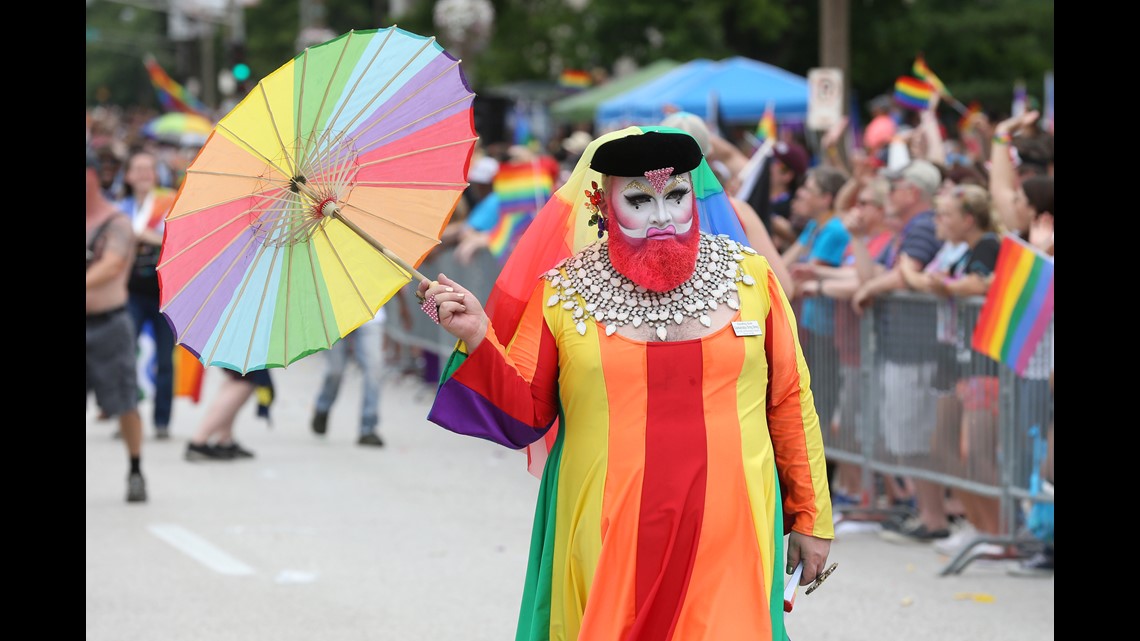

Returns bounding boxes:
[86,2,170,107]
[89,0,1053,125]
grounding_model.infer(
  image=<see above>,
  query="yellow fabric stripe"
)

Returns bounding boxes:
[735,258,780,605]
[543,281,614,639]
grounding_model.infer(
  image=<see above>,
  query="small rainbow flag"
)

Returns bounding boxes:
[958,100,983,133]
[144,54,209,117]
[559,69,592,89]
[487,160,554,262]
[487,211,535,262]
[173,345,205,403]
[913,55,952,99]
[755,101,776,143]
[894,76,934,111]
[971,234,1054,376]
[493,161,555,216]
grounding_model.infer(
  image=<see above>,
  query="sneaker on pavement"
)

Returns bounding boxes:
[880,513,917,533]
[879,520,950,545]
[216,441,255,459]
[933,523,980,556]
[357,433,385,447]
[1007,550,1054,577]
[312,411,329,435]
[185,442,233,462]
[126,472,147,503]
[155,426,171,441]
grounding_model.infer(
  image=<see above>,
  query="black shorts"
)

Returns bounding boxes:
[86,307,138,416]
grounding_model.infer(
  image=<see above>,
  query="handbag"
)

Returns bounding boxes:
[128,242,162,296]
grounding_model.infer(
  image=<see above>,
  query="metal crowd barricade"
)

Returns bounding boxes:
[805,291,1054,575]
[384,243,503,362]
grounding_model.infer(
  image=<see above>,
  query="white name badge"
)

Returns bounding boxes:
[732,320,763,337]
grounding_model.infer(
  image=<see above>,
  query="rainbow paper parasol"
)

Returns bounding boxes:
[157,27,476,373]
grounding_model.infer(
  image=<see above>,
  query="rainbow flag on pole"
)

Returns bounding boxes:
[487,211,535,262]
[971,234,1054,376]
[487,160,554,261]
[559,69,592,89]
[894,76,934,111]
[755,101,776,143]
[493,161,554,216]
[144,54,210,117]
[913,55,951,98]
[957,100,983,133]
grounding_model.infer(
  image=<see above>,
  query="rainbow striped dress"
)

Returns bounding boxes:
[428,242,833,641]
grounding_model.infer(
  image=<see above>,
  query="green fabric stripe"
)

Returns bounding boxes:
[438,346,467,386]
[516,408,565,641]
[770,469,789,640]
[1000,258,1043,362]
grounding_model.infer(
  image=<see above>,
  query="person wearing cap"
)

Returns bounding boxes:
[852,158,949,542]
[87,148,147,503]
[417,128,833,639]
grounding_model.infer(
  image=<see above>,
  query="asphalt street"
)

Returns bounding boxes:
[86,351,1054,641]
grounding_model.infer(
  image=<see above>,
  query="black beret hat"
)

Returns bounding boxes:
[590,131,703,177]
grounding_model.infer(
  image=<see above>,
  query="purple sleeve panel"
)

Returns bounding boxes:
[427,377,553,449]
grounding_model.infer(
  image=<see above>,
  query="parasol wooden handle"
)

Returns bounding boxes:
[330,210,429,283]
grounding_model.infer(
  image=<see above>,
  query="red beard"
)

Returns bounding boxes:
[607,213,700,293]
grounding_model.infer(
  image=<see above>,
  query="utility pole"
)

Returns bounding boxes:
[820,0,850,111]
[199,19,217,109]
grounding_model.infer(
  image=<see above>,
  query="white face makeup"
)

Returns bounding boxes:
[610,174,695,240]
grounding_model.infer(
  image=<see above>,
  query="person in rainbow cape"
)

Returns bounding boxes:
[417,127,833,640]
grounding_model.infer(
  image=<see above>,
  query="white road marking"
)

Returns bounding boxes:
[148,524,256,576]
[275,569,318,584]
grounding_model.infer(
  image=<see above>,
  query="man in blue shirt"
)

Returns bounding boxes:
[852,159,947,543]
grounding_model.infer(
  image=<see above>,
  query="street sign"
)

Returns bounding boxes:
[807,68,844,131]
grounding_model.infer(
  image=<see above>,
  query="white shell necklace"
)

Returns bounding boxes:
[543,233,758,341]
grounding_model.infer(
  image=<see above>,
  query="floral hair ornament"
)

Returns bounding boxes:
[644,167,675,194]
[584,180,608,238]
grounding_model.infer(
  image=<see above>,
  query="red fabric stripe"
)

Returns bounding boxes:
[451,319,561,430]
[632,342,707,641]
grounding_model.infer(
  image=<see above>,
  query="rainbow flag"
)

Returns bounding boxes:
[493,161,554,216]
[755,101,776,143]
[173,345,205,403]
[971,234,1054,376]
[487,211,535,262]
[894,76,934,111]
[559,69,592,89]
[913,55,951,98]
[958,100,983,133]
[487,160,553,262]
[144,54,209,117]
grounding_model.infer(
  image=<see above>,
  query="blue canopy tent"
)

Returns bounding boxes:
[595,57,809,131]
[593,59,716,131]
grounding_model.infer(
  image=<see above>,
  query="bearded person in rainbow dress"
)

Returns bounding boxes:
[417,128,833,641]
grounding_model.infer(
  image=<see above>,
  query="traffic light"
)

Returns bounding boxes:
[230,42,251,93]
[233,62,251,84]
